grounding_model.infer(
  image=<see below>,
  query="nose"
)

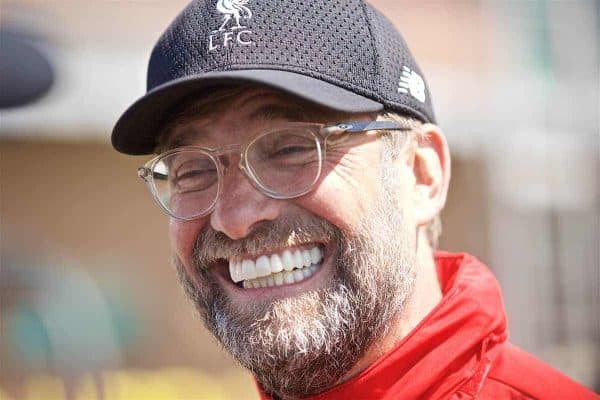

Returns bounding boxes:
[209,162,282,240]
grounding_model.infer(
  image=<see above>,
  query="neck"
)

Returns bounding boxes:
[337,229,443,384]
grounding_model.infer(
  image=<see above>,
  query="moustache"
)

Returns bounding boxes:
[192,212,339,269]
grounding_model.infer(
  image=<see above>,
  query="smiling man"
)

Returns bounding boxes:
[112,1,597,399]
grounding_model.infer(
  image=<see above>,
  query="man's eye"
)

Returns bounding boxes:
[265,144,316,166]
[172,168,217,191]
[271,145,313,157]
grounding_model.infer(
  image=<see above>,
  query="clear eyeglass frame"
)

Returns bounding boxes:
[137,120,414,221]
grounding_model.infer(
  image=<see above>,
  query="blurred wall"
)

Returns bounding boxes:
[0,141,256,399]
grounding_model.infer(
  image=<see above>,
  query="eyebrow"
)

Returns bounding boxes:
[166,135,189,149]
[164,125,213,149]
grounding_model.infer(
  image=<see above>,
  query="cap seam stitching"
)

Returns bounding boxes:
[359,2,381,96]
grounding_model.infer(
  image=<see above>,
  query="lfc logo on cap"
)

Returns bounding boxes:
[208,0,254,52]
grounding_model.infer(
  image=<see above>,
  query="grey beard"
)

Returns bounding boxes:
[174,170,416,399]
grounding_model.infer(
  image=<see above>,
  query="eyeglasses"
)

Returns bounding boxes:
[138,121,413,220]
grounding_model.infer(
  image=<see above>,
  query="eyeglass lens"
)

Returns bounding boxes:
[150,127,323,219]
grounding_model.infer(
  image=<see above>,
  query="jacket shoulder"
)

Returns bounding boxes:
[481,342,598,399]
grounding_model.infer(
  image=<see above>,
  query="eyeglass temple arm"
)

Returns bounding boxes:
[137,167,167,181]
[320,121,414,138]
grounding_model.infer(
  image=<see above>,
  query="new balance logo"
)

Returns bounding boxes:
[397,66,426,103]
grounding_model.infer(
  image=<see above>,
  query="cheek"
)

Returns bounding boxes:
[294,158,382,233]
[169,218,208,267]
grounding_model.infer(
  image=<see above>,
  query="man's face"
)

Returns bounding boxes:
[169,87,419,398]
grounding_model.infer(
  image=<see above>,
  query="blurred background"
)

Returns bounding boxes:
[1,0,598,399]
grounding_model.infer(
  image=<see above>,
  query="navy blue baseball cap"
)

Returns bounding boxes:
[112,0,435,155]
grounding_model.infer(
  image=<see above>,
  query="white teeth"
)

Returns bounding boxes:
[293,269,304,282]
[302,250,312,267]
[242,259,256,280]
[266,275,275,287]
[242,263,319,289]
[270,254,283,273]
[310,247,322,264]
[293,250,304,269]
[255,255,271,277]
[229,261,237,282]
[283,270,295,284]
[231,245,325,287]
[235,262,243,282]
[273,271,284,285]
[282,250,295,271]
[229,260,243,283]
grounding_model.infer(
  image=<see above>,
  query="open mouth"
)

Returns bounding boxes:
[228,245,324,289]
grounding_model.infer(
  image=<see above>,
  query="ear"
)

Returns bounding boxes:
[412,123,451,227]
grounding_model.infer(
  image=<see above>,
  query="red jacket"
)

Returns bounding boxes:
[258,252,598,399]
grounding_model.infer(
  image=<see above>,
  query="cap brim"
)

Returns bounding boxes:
[111,69,383,155]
